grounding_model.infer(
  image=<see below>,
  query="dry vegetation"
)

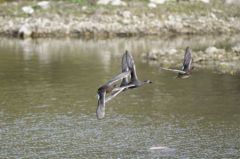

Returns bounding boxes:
[0,0,240,18]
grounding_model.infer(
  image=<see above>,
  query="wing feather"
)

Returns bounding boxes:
[182,47,192,72]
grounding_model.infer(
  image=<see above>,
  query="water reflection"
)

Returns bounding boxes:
[1,34,240,65]
[0,36,240,158]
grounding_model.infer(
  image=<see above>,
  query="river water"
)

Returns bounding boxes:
[0,37,240,158]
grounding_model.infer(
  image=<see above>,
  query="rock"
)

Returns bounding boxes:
[82,6,87,10]
[210,13,217,20]
[121,11,131,18]
[205,47,225,60]
[148,3,157,8]
[143,50,159,61]
[147,13,155,18]
[200,0,210,3]
[122,19,131,24]
[168,48,177,55]
[205,46,219,55]
[22,6,34,15]
[150,0,166,4]
[37,1,50,9]
[97,0,126,6]
[18,25,32,38]
[232,44,240,54]
[97,0,111,5]
[225,0,240,4]
[111,0,126,6]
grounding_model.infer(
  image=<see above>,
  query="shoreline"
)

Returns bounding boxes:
[0,1,240,38]
[1,13,239,38]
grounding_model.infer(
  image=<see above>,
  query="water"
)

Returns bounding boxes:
[0,37,240,158]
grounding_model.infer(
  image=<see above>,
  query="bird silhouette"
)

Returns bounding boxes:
[177,47,193,78]
[160,47,193,78]
[96,50,152,119]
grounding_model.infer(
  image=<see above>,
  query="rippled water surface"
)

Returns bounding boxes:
[0,37,240,158]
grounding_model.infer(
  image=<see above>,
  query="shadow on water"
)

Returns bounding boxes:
[0,36,240,158]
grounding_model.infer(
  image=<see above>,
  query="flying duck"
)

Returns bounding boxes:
[177,47,193,78]
[160,47,193,78]
[96,50,152,119]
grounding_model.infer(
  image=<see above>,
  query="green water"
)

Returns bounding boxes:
[0,37,240,158]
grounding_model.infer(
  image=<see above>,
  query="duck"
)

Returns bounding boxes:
[96,50,152,119]
[160,47,193,78]
[177,47,193,78]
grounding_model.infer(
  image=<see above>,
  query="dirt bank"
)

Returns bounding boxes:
[0,1,240,38]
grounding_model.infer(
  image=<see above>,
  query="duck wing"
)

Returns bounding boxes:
[160,67,186,74]
[120,51,130,86]
[96,82,135,119]
[96,90,106,119]
[99,70,131,89]
[125,51,138,82]
[96,70,131,119]
[182,47,192,72]
[105,83,135,103]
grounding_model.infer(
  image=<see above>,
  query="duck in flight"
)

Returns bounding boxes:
[122,50,152,88]
[96,50,152,119]
[177,47,193,78]
[160,47,193,78]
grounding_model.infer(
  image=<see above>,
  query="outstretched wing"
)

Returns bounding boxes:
[121,51,131,73]
[96,91,106,119]
[120,51,130,86]
[99,70,131,89]
[182,47,192,72]
[160,67,186,74]
[96,70,131,119]
[124,50,138,82]
[106,83,135,103]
